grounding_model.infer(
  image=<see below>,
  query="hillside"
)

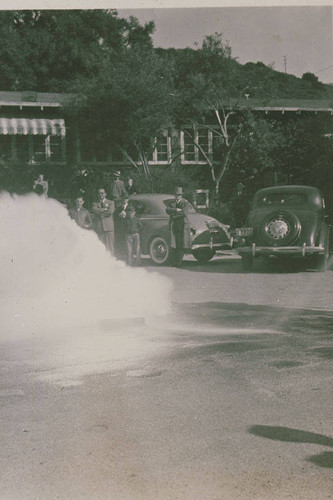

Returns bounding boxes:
[156,47,333,101]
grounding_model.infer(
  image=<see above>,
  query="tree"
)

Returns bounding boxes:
[301,72,324,91]
[277,114,333,194]
[0,10,155,92]
[169,33,252,199]
[66,45,177,191]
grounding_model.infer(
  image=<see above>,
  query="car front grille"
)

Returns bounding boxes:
[192,228,227,245]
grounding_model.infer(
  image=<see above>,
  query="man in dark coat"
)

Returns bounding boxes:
[112,170,128,209]
[68,196,92,230]
[124,205,142,266]
[114,197,129,260]
[166,187,192,267]
[92,188,115,255]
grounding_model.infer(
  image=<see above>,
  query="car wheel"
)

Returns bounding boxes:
[259,210,301,246]
[241,255,254,272]
[149,236,170,265]
[192,248,215,263]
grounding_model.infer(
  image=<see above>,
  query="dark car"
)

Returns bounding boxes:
[235,185,332,271]
[128,194,233,265]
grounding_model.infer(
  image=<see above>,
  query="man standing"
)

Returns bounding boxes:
[124,205,142,266]
[114,197,129,260]
[92,188,115,255]
[166,187,192,267]
[68,196,92,230]
[112,170,128,209]
[33,173,48,197]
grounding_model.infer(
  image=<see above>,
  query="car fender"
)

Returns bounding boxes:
[316,222,330,250]
[140,220,170,254]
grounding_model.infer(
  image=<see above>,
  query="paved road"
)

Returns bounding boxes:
[0,253,332,499]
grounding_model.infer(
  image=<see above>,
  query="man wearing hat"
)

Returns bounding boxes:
[166,187,192,267]
[112,170,128,209]
[92,188,115,255]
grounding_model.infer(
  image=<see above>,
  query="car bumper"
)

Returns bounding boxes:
[237,244,325,257]
[191,237,233,251]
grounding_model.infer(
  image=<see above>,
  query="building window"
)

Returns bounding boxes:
[181,126,219,163]
[49,136,64,162]
[150,134,171,163]
[0,134,65,163]
[32,135,47,162]
[197,128,210,161]
[120,134,171,164]
[78,130,172,165]
[182,128,196,161]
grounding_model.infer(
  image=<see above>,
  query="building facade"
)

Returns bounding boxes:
[0,91,332,170]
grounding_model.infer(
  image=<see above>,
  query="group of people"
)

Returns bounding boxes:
[68,170,142,266]
[33,169,192,268]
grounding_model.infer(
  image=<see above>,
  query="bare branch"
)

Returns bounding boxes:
[216,127,241,186]
[119,146,139,170]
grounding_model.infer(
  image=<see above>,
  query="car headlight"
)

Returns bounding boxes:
[206,219,219,230]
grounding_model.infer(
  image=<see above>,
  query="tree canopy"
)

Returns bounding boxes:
[0,10,155,91]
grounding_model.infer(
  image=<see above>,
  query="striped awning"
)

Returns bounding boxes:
[0,118,66,136]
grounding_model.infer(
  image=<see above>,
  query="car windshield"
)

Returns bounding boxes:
[257,193,306,207]
[163,198,197,214]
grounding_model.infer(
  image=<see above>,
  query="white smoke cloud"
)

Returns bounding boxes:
[0,192,172,339]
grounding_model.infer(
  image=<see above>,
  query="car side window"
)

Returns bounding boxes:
[130,201,150,216]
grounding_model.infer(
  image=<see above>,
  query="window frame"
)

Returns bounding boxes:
[148,135,172,164]
[0,134,66,164]
[180,125,217,164]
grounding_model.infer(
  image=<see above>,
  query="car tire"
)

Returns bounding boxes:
[192,248,215,263]
[241,255,254,272]
[259,210,301,246]
[149,236,170,265]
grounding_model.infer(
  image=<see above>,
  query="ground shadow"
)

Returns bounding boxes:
[175,301,333,331]
[306,451,333,468]
[248,425,333,447]
[177,255,326,274]
[248,425,333,469]
[142,253,333,274]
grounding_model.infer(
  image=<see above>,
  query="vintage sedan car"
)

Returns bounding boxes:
[128,194,233,265]
[235,185,332,271]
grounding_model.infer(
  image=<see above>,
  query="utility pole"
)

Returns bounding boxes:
[283,55,287,74]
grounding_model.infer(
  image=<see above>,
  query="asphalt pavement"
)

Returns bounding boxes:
[0,252,332,500]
